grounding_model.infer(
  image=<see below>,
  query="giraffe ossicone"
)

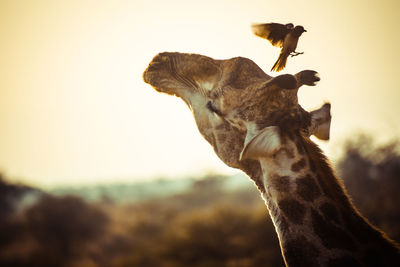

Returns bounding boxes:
[143,52,400,266]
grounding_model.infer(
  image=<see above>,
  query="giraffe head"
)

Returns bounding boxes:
[143,52,329,168]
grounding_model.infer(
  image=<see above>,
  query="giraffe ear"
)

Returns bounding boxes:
[240,126,282,161]
[309,103,331,140]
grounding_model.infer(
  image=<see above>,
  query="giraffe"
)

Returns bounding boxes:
[143,52,400,266]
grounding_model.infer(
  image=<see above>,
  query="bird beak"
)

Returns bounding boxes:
[304,29,307,32]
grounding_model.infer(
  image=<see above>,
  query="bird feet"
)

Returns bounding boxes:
[290,52,304,57]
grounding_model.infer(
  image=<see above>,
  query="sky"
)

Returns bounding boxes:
[0,0,399,188]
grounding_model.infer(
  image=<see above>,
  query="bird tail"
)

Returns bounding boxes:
[271,52,288,72]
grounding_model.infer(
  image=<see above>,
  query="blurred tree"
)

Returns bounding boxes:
[337,134,400,242]
[24,195,109,266]
[0,175,36,221]
[0,175,38,253]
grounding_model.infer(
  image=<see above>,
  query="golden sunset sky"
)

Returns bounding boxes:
[1,0,399,187]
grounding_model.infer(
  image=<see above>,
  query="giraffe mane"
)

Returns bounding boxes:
[298,133,400,251]
[300,135,353,206]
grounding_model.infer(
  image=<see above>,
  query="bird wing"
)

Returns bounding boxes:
[251,23,292,48]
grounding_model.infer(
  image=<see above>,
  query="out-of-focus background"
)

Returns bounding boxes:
[1,0,399,266]
[1,136,400,266]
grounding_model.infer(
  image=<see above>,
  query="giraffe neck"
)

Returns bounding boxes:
[258,133,400,267]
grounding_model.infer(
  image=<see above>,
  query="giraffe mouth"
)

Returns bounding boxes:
[143,53,171,89]
[143,53,189,96]
[143,52,224,99]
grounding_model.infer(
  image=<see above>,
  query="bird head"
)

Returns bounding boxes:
[293,25,307,36]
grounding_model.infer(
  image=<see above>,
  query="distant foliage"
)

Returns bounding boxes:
[0,175,284,267]
[0,135,399,266]
[0,194,109,267]
[337,134,400,242]
[0,176,37,222]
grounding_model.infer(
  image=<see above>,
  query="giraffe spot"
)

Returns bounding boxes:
[319,202,340,224]
[362,246,400,267]
[237,109,246,120]
[278,199,305,224]
[284,148,295,159]
[291,158,306,172]
[295,140,305,155]
[271,175,291,192]
[314,172,351,208]
[217,133,227,142]
[215,123,231,131]
[247,113,255,121]
[364,249,383,267]
[285,131,295,141]
[296,175,321,202]
[341,212,378,243]
[283,236,319,267]
[288,150,295,159]
[347,216,375,242]
[315,173,334,200]
[308,157,317,172]
[310,157,353,209]
[327,256,362,267]
[240,161,265,193]
[311,209,357,251]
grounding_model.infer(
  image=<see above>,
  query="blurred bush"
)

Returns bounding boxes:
[0,175,284,267]
[112,177,284,267]
[0,191,109,267]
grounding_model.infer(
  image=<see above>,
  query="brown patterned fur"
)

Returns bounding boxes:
[143,52,400,266]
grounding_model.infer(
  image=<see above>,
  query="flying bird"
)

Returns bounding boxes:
[252,23,307,72]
